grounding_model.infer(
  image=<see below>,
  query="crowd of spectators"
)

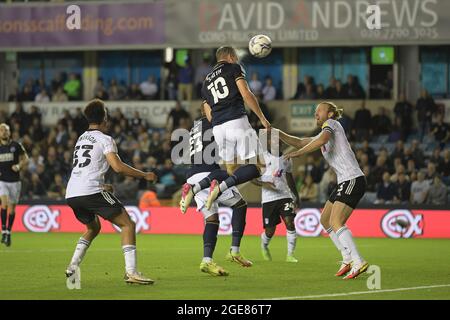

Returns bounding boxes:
[2,102,195,202]
[291,74,366,100]
[296,97,449,205]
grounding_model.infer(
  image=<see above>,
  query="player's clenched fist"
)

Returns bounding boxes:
[144,172,157,182]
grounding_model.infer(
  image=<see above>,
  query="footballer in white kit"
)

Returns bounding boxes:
[281,101,368,280]
[65,99,156,285]
[258,147,300,263]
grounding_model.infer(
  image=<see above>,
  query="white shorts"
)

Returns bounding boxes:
[187,172,242,219]
[212,116,262,162]
[0,181,22,204]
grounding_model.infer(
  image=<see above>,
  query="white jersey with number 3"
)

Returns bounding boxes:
[65,130,117,198]
[320,119,364,184]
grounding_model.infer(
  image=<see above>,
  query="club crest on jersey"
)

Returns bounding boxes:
[10,147,16,153]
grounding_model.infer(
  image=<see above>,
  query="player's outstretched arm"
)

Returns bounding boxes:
[273,128,312,149]
[284,131,331,159]
[106,152,157,182]
[236,79,271,129]
[13,144,29,172]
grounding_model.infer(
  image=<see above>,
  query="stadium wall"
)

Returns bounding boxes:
[13,204,450,239]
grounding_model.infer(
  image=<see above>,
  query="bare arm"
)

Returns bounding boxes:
[284,131,331,159]
[274,128,313,149]
[203,101,212,122]
[236,79,270,129]
[106,152,156,181]
[286,172,300,208]
[13,147,29,172]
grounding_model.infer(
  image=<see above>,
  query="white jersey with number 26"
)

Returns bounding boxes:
[65,130,117,198]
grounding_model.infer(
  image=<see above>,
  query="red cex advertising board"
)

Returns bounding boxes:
[12,205,450,239]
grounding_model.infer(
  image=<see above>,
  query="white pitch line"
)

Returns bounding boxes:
[265,284,450,300]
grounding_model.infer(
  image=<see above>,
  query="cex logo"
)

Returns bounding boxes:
[23,205,60,232]
[112,206,150,233]
[381,209,423,238]
[218,207,233,235]
[294,208,323,237]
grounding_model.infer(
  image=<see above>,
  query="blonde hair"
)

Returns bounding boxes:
[0,123,10,131]
[216,46,237,61]
[321,101,343,120]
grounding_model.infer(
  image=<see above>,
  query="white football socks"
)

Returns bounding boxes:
[286,230,297,256]
[326,227,351,263]
[336,226,363,266]
[69,237,90,267]
[261,232,272,248]
[122,245,137,274]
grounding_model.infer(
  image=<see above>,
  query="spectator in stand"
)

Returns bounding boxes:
[362,165,376,192]
[52,86,68,102]
[140,75,159,100]
[292,75,315,99]
[430,114,449,148]
[249,72,263,98]
[139,189,161,209]
[262,76,276,102]
[393,172,411,204]
[425,162,437,182]
[388,117,404,142]
[34,89,50,103]
[178,59,194,101]
[166,101,190,131]
[394,93,413,139]
[390,164,409,184]
[375,171,396,204]
[301,83,316,100]
[416,89,437,140]
[360,140,376,166]
[149,131,162,158]
[19,84,34,101]
[51,72,65,94]
[194,56,212,99]
[343,74,365,99]
[429,148,443,168]
[371,106,392,135]
[72,107,88,136]
[316,84,326,99]
[115,176,140,201]
[427,175,447,205]
[391,140,405,162]
[94,86,109,100]
[352,101,372,141]
[372,154,389,183]
[108,79,126,100]
[93,78,106,98]
[304,155,322,183]
[358,152,370,169]
[337,111,352,138]
[324,77,337,99]
[334,80,347,99]
[64,73,81,101]
[24,173,47,199]
[410,140,425,168]
[10,102,28,128]
[299,174,318,202]
[164,59,179,100]
[318,167,336,203]
[47,174,66,200]
[438,150,450,178]
[410,171,430,204]
[28,148,44,174]
[126,83,144,100]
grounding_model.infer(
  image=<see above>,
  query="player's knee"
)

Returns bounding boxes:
[284,218,295,231]
[265,227,276,237]
[205,214,219,224]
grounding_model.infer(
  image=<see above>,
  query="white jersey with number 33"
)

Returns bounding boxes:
[65,130,117,199]
[320,119,364,184]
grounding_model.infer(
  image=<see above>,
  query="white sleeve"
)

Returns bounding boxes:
[102,136,118,155]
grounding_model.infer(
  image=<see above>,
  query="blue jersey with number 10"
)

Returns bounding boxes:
[201,62,247,127]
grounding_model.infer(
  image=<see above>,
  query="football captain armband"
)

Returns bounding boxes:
[321,121,333,134]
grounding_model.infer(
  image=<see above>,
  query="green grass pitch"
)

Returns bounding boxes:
[1,233,449,300]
